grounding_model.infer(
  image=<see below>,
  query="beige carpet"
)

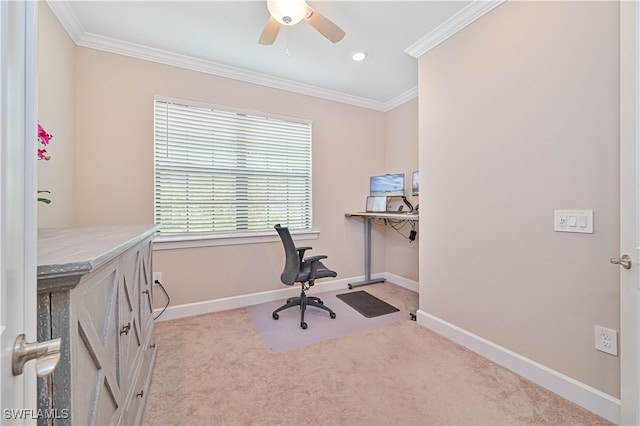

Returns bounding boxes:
[246,287,407,353]
[142,282,611,425]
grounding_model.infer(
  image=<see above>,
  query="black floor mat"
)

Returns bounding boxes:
[335,290,400,318]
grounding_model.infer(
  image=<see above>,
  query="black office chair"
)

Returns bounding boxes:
[272,224,337,329]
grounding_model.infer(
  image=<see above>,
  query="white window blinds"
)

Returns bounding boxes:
[154,98,312,236]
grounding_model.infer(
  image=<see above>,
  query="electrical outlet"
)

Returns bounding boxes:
[594,325,618,356]
[153,272,162,285]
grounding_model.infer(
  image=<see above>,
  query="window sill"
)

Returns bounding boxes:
[153,230,319,250]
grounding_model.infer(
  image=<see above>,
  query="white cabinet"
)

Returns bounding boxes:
[36,226,157,425]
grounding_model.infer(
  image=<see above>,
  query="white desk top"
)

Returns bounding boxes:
[345,211,419,221]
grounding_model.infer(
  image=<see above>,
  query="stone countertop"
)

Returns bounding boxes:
[38,225,157,279]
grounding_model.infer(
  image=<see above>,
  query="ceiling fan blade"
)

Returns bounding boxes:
[303,5,345,43]
[259,16,281,45]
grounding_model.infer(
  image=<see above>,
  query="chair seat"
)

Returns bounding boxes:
[297,260,338,283]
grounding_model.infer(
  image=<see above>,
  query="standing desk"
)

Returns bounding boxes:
[344,211,419,289]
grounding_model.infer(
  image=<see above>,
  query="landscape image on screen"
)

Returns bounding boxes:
[370,173,404,197]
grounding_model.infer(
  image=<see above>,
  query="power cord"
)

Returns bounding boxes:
[153,279,171,320]
[409,222,417,242]
[374,218,417,242]
[389,219,413,241]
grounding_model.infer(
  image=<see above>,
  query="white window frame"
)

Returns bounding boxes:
[153,96,316,249]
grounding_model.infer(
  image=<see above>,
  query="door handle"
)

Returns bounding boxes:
[610,254,632,270]
[12,334,61,377]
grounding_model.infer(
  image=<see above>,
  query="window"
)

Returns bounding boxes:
[154,97,312,238]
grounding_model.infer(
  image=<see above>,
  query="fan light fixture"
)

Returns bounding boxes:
[259,0,345,45]
[267,0,308,26]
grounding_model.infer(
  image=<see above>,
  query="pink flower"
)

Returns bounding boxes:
[37,123,53,203]
[37,123,53,161]
[37,148,50,161]
[38,123,52,146]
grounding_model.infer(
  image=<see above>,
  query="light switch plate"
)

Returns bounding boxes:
[554,209,593,233]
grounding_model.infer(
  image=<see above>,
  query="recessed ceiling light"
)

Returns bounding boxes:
[352,51,367,62]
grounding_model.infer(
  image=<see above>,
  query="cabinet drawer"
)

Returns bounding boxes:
[124,342,157,425]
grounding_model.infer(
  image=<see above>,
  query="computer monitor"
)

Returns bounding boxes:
[412,171,419,196]
[370,173,405,197]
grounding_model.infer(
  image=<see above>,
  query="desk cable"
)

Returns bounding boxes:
[373,217,417,242]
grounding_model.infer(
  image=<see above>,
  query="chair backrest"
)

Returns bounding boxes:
[274,224,299,285]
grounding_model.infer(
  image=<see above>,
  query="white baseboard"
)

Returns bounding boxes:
[152,281,618,423]
[153,272,401,322]
[153,272,418,322]
[415,310,621,425]
[384,272,419,292]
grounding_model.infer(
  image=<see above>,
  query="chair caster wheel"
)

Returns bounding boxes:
[348,284,353,289]
[273,313,279,320]
[301,322,307,329]
[330,312,336,319]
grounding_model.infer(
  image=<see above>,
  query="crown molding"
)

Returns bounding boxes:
[404,0,505,58]
[45,0,391,113]
[384,86,418,111]
[45,0,498,111]
[79,31,392,111]
[45,0,84,44]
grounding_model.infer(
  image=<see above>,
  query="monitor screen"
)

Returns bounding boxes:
[370,173,405,197]
[412,171,419,196]
[366,196,388,213]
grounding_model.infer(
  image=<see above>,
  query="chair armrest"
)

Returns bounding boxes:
[303,255,327,263]
[296,246,312,263]
[304,255,328,281]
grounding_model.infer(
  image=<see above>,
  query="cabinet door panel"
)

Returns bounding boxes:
[138,239,154,335]
[119,248,142,391]
[72,265,121,425]
[125,344,156,426]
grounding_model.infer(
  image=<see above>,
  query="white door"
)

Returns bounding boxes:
[0,1,39,424]
[619,2,640,425]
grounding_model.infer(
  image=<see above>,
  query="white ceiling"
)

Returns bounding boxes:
[48,1,502,111]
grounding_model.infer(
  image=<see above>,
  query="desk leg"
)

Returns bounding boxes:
[348,217,386,289]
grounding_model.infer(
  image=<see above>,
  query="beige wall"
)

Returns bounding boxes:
[384,99,419,281]
[38,0,619,401]
[418,1,620,397]
[38,3,420,306]
[37,3,75,227]
[72,47,395,305]
[38,4,420,307]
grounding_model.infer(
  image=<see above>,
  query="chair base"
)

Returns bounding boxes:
[272,290,336,329]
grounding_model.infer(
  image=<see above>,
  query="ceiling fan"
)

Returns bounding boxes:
[259,0,345,45]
